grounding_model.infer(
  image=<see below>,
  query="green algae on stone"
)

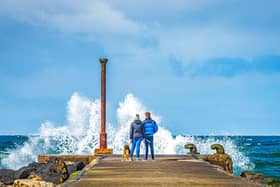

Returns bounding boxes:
[70,171,80,179]
[266,179,280,187]
[211,144,225,154]
[204,144,233,173]
[184,144,200,155]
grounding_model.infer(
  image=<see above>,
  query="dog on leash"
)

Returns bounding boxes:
[122,144,131,161]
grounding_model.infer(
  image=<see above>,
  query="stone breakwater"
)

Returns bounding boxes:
[1,143,280,186]
[185,143,280,186]
[0,158,85,186]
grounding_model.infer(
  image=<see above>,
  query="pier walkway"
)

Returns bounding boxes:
[68,155,258,187]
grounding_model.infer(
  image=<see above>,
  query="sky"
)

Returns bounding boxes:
[0,0,280,135]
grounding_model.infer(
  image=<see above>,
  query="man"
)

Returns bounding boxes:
[129,114,144,161]
[143,112,158,160]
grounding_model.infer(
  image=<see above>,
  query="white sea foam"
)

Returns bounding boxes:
[1,92,253,173]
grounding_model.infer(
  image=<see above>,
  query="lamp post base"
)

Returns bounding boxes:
[94,148,113,155]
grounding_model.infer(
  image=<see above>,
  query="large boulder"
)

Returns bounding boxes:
[205,153,233,173]
[240,170,279,186]
[32,158,69,184]
[66,161,85,175]
[0,169,16,185]
[240,170,264,182]
[204,144,233,174]
[0,158,69,185]
[240,170,280,185]
[14,162,44,179]
[13,179,55,187]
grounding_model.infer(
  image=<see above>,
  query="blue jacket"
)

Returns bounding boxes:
[143,118,158,136]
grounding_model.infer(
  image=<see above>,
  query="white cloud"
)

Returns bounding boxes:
[157,26,280,61]
[0,0,280,62]
[106,0,280,61]
[0,0,142,35]
[107,0,224,19]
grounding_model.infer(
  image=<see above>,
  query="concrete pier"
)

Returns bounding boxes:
[68,155,259,187]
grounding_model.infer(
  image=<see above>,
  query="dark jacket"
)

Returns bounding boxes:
[143,118,158,136]
[130,120,144,139]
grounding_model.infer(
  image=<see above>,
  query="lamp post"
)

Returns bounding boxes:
[94,58,113,155]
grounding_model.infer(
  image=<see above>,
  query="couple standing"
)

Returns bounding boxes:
[129,112,158,161]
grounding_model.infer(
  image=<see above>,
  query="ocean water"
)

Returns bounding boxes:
[0,93,279,180]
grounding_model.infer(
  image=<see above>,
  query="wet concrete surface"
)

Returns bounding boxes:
[69,155,259,187]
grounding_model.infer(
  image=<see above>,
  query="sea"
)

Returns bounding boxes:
[0,135,279,180]
[0,93,279,180]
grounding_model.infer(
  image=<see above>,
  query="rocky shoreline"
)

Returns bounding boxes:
[0,158,85,186]
[185,143,280,187]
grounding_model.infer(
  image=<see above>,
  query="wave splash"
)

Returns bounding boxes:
[1,92,253,174]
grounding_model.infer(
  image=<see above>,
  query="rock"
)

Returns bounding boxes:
[264,177,275,183]
[240,170,280,185]
[75,161,86,171]
[240,170,274,183]
[13,179,55,187]
[240,170,264,181]
[204,144,233,173]
[66,165,76,175]
[14,162,44,179]
[0,169,16,185]
[184,144,200,155]
[66,161,85,174]
[206,153,233,173]
[28,175,43,181]
[265,178,280,186]
[0,158,69,185]
[32,158,69,184]
[239,170,279,185]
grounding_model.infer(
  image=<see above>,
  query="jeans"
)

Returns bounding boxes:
[144,135,155,160]
[130,137,142,160]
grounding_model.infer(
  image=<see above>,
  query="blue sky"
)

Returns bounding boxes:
[0,0,280,135]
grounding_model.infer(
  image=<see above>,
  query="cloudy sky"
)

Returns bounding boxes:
[0,0,279,135]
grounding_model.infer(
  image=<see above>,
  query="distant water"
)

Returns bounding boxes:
[0,135,28,163]
[0,135,279,180]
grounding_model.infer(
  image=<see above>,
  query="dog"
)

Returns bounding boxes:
[122,144,131,161]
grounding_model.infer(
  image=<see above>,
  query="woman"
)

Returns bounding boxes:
[129,114,144,161]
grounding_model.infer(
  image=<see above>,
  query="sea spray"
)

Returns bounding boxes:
[1,92,253,174]
[2,93,101,169]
